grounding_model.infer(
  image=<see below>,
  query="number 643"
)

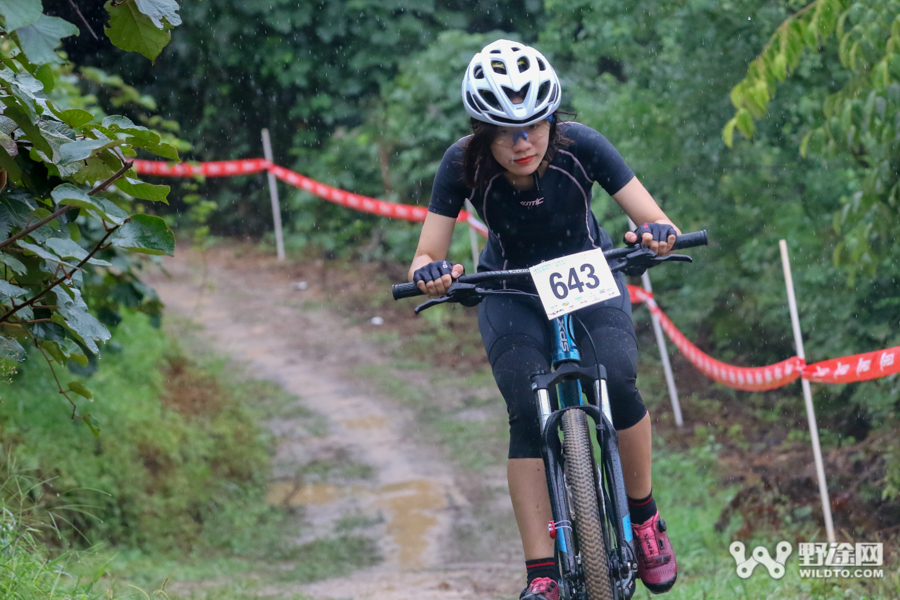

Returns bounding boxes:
[549,264,602,300]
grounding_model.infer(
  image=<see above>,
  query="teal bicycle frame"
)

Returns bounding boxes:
[531,312,637,599]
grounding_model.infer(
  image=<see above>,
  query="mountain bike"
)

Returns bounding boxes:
[391,231,707,600]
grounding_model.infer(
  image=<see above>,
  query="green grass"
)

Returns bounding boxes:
[0,311,382,597]
[0,313,272,552]
[636,447,899,600]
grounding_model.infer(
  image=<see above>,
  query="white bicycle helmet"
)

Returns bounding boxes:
[462,39,561,127]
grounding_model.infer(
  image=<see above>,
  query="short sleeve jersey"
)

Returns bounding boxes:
[428,122,635,272]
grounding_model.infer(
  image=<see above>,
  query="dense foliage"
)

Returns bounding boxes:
[0,0,184,424]
[728,0,900,281]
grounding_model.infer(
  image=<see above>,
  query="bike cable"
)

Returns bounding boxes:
[572,312,602,381]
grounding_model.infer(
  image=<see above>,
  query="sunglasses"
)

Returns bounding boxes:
[492,120,551,148]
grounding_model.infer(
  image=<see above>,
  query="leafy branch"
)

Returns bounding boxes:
[0,0,181,379]
[0,160,133,251]
[33,338,79,418]
[725,0,900,279]
[724,0,853,147]
[0,226,120,324]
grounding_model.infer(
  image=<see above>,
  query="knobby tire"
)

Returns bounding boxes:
[562,409,614,600]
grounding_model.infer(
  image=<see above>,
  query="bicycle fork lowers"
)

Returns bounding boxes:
[530,314,638,600]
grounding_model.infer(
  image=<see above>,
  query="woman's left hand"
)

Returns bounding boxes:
[624,222,677,257]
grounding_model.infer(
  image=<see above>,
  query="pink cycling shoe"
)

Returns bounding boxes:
[632,511,678,594]
[520,577,560,600]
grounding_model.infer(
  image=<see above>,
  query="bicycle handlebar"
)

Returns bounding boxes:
[392,230,708,300]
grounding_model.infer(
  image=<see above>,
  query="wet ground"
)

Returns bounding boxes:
[150,246,523,600]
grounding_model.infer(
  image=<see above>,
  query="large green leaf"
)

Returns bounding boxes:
[72,157,115,185]
[115,177,169,203]
[18,240,78,268]
[33,63,54,92]
[0,102,52,156]
[126,129,179,160]
[97,199,129,225]
[45,238,112,267]
[0,0,41,32]
[52,183,97,209]
[13,15,79,65]
[0,132,16,156]
[134,0,181,28]
[0,143,22,181]
[51,183,124,225]
[0,279,28,298]
[0,254,28,276]
[54,288,110,354]
[58,138,120,164]
[35,119,76,163]
[58,109,95,129]
[101,115,148,133]
[0,336,26,362]
[105,0,171,61]
[112,213,174,255]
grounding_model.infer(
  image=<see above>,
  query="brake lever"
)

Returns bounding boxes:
[610,246,693,276]
[414,296,451,314]
[659,254,693,264]
[413,282,481,314]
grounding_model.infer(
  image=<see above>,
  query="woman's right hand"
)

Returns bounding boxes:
[413,260,465,297]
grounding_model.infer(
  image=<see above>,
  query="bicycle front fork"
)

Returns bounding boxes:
[531,364,637,599]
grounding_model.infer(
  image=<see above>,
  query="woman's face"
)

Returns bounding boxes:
[490,120,550,177]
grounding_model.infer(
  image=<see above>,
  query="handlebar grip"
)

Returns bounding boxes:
[392,281,423,300]
[672,230,708,250]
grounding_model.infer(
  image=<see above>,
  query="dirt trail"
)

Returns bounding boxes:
[150,246,521,600]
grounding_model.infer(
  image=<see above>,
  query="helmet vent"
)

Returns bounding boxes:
[478,89,501,110]
[489,49,501,54]
[537,81,550,103]
[537,57,546,71]
[470,92,488,112]
[502,84,529,103]
[473,65,484,79]
[465,92,481,113]
[517,57,529,72]
[491,60,507,74]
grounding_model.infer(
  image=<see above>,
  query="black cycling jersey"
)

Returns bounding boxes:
[428,121,635,272]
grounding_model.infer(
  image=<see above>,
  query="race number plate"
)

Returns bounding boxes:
[529,248,620,319]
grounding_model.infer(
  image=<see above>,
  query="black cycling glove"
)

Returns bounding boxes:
[413,260,456,285]
[626,222,677,246]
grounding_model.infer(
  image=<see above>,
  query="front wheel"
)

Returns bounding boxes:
[562,409,614,600]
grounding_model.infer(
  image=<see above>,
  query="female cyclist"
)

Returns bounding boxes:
[408,39,680,599]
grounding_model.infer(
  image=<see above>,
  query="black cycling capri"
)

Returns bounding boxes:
[477,275,647,459]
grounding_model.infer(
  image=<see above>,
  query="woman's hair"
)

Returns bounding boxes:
[461,113,571,189]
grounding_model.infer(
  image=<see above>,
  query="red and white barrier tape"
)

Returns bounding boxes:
[133,159,488,234]
[628,285,804,391]
[803,345,899,384]
[626,285,899,389]
[134,159,898,391]
[133,158,270,177]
